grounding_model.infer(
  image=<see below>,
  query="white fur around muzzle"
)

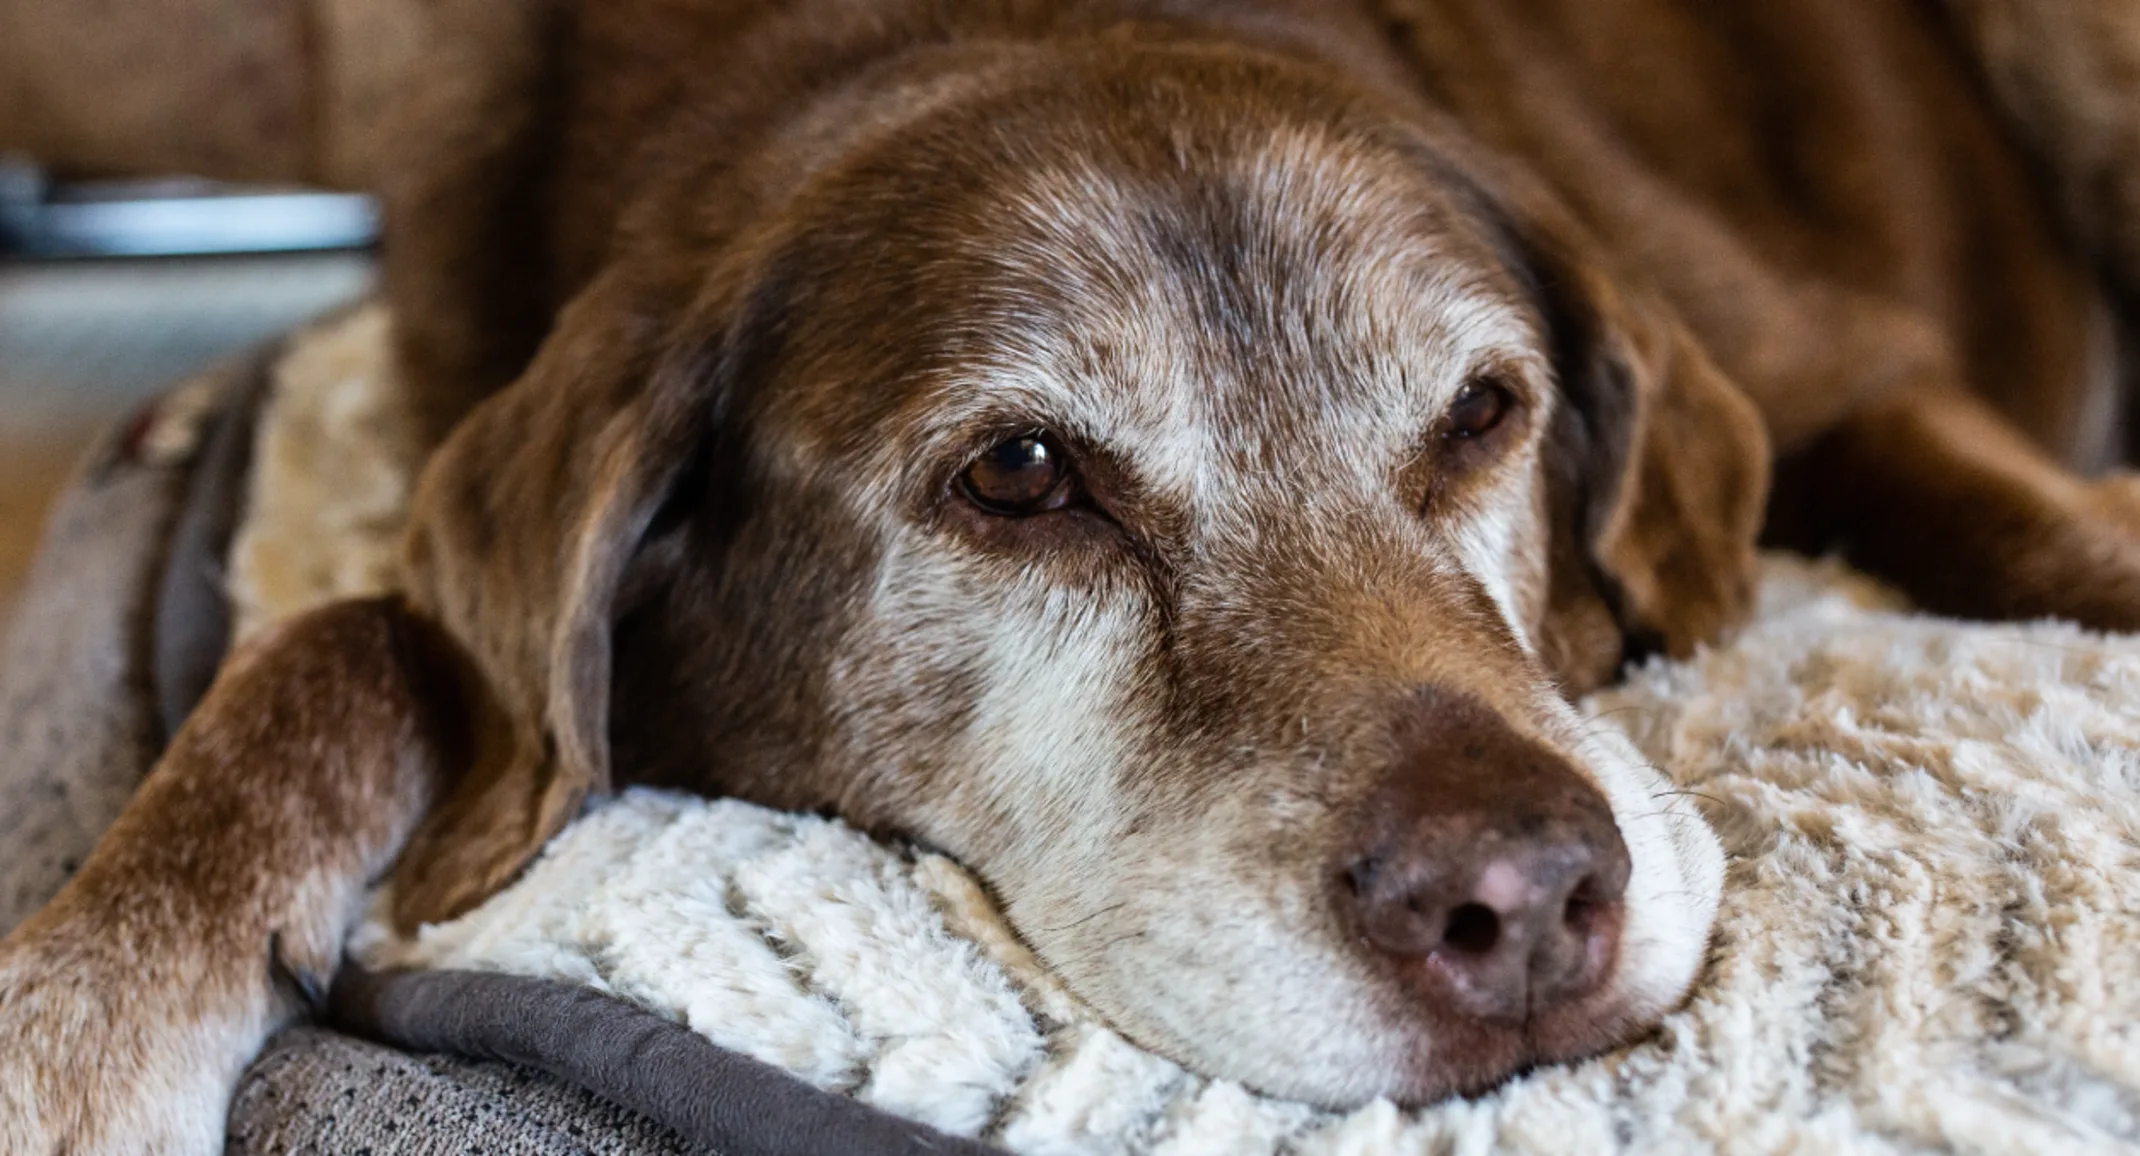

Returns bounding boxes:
[248,308,2140,1155]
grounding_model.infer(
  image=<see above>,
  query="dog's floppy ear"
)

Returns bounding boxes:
[1507,196,1772,691]
[387,274,712,930]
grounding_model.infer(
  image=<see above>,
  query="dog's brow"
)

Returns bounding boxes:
[904,272,1542,497]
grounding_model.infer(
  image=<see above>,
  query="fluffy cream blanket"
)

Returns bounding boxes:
[241,309,2140,1155]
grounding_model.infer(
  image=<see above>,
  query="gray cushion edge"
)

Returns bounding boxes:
[152,348,275,739]
[0,342,276,934]
[233,1026,720,1155]
[0,396,207,932]
[330,966,1009,1156]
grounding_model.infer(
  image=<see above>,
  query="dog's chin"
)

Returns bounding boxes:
[1174,966,1660,1110]
[1397,995,1653,1106]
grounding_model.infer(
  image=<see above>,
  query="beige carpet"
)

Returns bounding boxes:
[0,427,88,617]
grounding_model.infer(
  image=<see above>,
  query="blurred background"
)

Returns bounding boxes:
[0,0,418,618]
[0,161,376,615]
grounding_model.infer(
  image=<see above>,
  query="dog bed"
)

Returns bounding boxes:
[6,307,2140,1154]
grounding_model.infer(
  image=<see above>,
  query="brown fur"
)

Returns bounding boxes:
[5,0,2140,1149]
[0,600,464,1152]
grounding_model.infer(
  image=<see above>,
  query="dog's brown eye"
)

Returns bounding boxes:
[961,435,1075,516]
[1445,379,1515,440]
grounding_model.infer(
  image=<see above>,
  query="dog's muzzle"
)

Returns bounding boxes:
[1339,690,1630,1025]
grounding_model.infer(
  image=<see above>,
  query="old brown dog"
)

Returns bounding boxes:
[6,0,2140,1150]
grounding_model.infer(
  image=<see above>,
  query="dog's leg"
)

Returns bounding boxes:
[1771,388,2140,630]
[0,598,462,1156]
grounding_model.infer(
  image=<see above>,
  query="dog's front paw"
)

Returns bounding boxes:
[0,934,258,1156]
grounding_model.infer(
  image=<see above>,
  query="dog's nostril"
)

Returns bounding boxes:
[1562,876,1606,933]
[1345,857,1378,897]
[1441,902,1501,955]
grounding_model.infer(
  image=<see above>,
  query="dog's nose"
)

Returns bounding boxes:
[1341,692,1631,1023]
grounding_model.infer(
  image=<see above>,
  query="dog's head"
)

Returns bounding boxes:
[390,40,1764,1105]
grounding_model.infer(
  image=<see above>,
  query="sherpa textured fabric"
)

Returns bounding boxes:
[200,306,2140,1153]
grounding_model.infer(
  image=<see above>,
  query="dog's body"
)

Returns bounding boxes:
[7,1,2140,1151]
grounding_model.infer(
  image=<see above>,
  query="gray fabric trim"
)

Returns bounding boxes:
[332,967,1009,1156]
[152,346,273,740]
[231,1027,723,1156]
